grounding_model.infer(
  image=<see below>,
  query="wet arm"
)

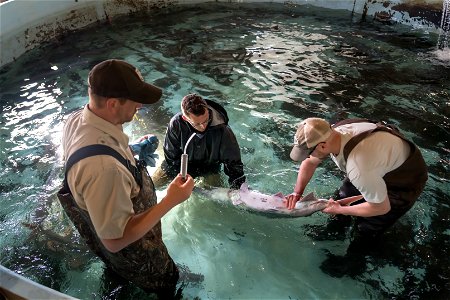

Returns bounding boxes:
[323,195,391,217]
[286,157,322,209]
[325,156,391,217]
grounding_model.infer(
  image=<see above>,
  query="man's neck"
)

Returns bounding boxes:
[331,132,341,156]
[87,103,118,125]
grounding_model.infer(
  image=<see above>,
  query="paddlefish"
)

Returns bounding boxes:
[195,182,362,217]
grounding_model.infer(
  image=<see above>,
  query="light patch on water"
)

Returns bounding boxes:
[434,48,450,60]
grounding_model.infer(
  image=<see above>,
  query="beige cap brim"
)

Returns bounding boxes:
[290,145,311,162]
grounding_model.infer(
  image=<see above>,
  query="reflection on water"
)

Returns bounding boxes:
[437,0,450,50]
[0,3,449,299]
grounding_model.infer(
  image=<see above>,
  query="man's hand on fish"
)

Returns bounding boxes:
[322,195,365,215]
[284,193,301,210]
[322,198,341,214]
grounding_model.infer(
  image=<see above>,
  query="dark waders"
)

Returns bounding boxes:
[333,119,428,236]
[57,145,178,293]
[319,120,428,278]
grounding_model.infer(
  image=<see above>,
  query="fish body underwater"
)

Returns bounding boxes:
[195,183,332,217]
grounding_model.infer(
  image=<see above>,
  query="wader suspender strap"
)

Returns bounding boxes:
[340,121,405,162]
[63,144,143,191]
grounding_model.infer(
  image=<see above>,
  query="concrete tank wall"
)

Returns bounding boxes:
[0,0,445,67]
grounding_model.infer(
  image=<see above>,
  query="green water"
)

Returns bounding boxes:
[0,3,449,299]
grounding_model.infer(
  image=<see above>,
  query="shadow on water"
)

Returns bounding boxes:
[315,205,450,298]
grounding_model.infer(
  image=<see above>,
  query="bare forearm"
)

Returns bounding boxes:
[286,158,321,209]
[294,158,319,194]
[325,196,391,217]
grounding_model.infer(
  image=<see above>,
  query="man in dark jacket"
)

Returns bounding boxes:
[156,94,245,189]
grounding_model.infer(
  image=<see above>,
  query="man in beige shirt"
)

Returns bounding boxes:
[286,117,427,278]
[58,59,194,293]
[286,118,427,237]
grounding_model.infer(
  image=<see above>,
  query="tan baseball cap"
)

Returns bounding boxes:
[290,118,332,162]
[88,59,162,104]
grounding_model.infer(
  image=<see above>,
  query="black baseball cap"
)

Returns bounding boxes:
[88,59,162,104]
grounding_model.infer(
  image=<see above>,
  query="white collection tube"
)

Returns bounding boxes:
[180,133,197,180]
[180,154,188,179]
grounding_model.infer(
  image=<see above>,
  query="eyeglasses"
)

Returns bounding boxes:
[187,117,211,128]
[185,111,211,129]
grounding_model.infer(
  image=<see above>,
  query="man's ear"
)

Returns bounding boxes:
[105,98,119,110]
[181,115,188,121]
[316,141,327,152]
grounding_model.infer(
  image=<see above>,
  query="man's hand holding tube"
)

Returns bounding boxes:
[163,174,195,207]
